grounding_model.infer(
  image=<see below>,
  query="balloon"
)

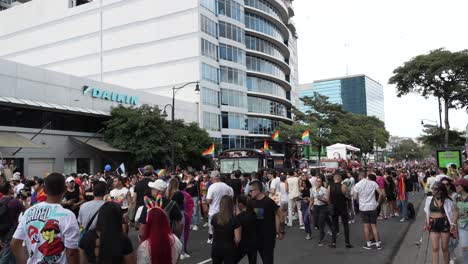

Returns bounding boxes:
[104,165,111,171]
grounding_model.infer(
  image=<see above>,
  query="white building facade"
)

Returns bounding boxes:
[0,0,298,150]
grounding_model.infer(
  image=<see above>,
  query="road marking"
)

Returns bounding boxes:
[196,259,212,264]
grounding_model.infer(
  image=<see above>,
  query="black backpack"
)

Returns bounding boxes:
[0,197,13,236]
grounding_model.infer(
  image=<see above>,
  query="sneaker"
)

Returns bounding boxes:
[206,238,213,244]
[400,218,407,222]
[300,225,305,230]
[183,253,191,259]
[394,212,400,217]
[318,241,324,247]
[305,234,311,240]
[203,223,209,228]
[375,242,382,250]
[192,225,198,231]
[329,243,336,248]
[345,244,354,248]
[363,243,373,250]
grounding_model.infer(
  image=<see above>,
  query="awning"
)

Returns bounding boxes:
[0,132,47,148]
[72,137,128,152]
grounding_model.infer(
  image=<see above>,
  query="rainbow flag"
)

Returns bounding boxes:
[155,169,166,176]
[202,144,215,158]
[302,130,310,144]
[263,140,271,156]
[272,130,279,142]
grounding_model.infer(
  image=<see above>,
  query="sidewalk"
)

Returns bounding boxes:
[392,193,463,264]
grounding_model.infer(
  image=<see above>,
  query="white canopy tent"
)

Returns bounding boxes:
[326,143,360,160]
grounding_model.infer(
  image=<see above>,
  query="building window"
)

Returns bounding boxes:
[220,66,246,86]
[202,63,219,84]
[200,0,216,13]
[245,13,284,43]
[201,39,218,61]
[246,76,287,99]
[201,15,218,38]
[69,0,92,7]
[245,35,285,62]
[221,89,247,108]
[217,0,244,23]
[203,112,220,131]
[248,97,287,117]
[219,43,245,65]
[244,0,281,20]
[221,112,247,130]
[246,56,286,80]
[202,87,220,107]
[247,117,280,135]
[222,135,246,150]
[219,21,244,44]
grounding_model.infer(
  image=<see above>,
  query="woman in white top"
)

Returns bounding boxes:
[137,207,182,264]
[309,177,332,246]
[279,174,289,225]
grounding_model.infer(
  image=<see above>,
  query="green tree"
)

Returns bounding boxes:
[418,124,466,148]
[393,139,423,160]
[389,48,468,147]
[290,93,390,158]
[104,105,213,169]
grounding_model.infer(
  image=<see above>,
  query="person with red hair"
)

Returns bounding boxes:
[137,207,182,264]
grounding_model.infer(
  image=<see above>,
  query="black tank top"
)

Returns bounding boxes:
[329,182,347,209]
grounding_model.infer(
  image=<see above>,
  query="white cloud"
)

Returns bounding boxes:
[294,0,468,138]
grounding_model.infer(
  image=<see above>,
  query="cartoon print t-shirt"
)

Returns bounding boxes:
[108,187,130,209]
[13,202,80,264]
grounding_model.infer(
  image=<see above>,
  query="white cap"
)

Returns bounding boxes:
[148,179,167,191]
[12,172,21,181]
[66,176,75,183]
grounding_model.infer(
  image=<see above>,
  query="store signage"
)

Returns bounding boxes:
[83,86,138,105]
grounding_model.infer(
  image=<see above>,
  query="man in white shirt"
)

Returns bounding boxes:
[286,170,303,228]
[11,173,24,198]
[435,167,450,183]
[206,171,233,244]
[10,173,80,264]
[354,171,383,250]
[108,176,131,233]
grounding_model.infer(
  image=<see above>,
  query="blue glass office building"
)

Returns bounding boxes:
[299,75,385,122]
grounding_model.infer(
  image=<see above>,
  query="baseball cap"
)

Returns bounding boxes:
[65,176,75,183]
[148,179,167,191]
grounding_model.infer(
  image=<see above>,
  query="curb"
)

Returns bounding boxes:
[385,194,425,264]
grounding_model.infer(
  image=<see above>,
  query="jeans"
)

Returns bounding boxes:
[412,182,420,192]
[0,243,16,264]
[397,193,408,220]
[288,198,303,226]
[191,197,199,226]
[300,200,311,235]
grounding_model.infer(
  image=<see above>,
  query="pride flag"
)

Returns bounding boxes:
[302,130,310,144]
[272,130,279,142]
[155,169,166,176]
[263,140,271,156]
[202,144,215,158]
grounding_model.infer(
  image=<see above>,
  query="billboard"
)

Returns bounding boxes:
[436,149,462,169]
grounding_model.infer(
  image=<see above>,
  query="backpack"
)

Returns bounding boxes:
[0,197,13,236]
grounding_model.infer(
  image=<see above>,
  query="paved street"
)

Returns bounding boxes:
[129,192,425,264]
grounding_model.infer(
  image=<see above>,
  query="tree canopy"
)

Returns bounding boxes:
[282,93,390,156]
[418,124,466,148]
[389,48,468,146]
[104,105,213,169]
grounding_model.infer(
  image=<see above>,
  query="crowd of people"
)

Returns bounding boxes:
[0,160,466,264]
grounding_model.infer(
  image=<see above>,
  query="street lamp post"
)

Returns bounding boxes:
[421,119,443,147]
[161,81,200,171]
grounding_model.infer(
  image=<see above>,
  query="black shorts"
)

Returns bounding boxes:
[360,210,378,224]
[429,217,450,233]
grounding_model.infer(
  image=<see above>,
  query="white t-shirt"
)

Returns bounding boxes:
[137,234,182,264]
[13,202,80,264]
[427,176,437,190]
[435,174,450,183]
[309,176,317,189]
[311,186,328,206]
[279,182,288,204]
[109,187,130,209]
[269,177,281,194]
[206,182,233,216]
[286,177,300,200]
[354,178,379,211]
[14,183,25,196]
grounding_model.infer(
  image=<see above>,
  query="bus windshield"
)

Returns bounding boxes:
[220,158,259,174]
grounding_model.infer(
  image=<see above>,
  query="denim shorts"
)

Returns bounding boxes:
[459,223,468,247]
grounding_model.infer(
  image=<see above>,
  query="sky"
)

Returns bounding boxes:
[294,0,468,138]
